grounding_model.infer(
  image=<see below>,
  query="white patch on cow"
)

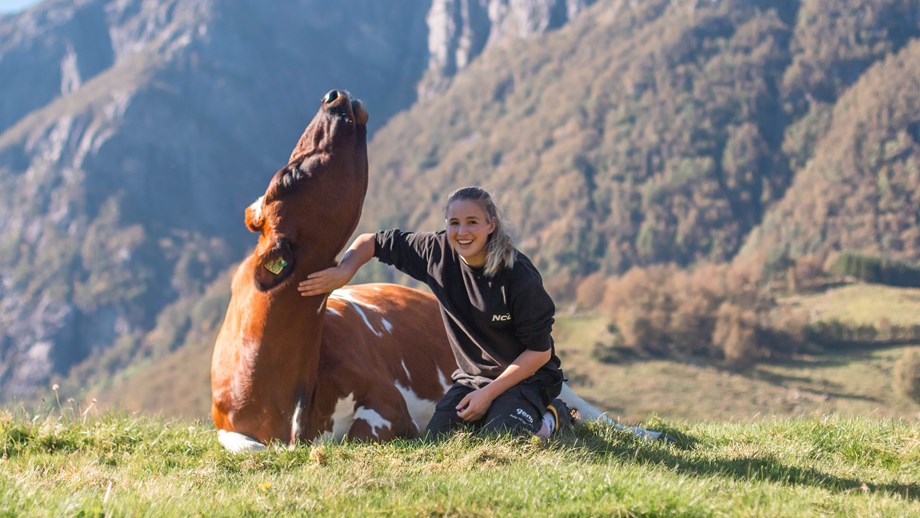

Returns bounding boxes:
[318,393,357,442]
[381,318,393,333]
[290,397,303,447]
[218,430,265,453]
[437,368,451,394]
[354,407,392,439]
[247,196,263,222]
[353,305,381,336]
[330,289,382,336]
[401,360,412,381]
[395,381,438,431]
[325,306,342,317]
[330,287,381,310]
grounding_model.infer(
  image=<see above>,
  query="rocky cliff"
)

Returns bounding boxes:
[420,0,596,99]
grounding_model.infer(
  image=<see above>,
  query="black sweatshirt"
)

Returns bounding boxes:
[374,230,563,395]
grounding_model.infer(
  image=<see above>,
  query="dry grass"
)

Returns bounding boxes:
[781,284,920,327]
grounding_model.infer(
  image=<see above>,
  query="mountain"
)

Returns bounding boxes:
[0,0,598,400]
[419,0,597,99]
[363,0,920,300]
[1,0,919,409]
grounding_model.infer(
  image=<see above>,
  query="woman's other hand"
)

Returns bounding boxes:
[455,387,497,422]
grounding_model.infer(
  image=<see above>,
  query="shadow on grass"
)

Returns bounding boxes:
[752,344,883,373]
[565,425,919,501]
[747,369,882,403]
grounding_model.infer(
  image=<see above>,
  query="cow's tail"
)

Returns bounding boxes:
[558,382,664,441]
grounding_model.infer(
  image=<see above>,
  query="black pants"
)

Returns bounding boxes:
[425,382,547,437]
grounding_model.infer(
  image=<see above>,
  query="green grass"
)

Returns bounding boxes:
[1,410,918,516]
[781,284,920,326]
[6,284,919,515]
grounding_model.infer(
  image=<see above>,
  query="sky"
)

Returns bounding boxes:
[0,0,41,14]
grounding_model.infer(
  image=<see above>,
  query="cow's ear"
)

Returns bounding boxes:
[254,238,295,291]
[245,196,264,233]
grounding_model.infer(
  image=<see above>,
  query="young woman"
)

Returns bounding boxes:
[297,186,566,437]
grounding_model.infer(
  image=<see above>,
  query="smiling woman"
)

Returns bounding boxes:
[298,186,569,439]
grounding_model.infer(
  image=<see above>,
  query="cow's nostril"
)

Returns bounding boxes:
[323,90,339,104]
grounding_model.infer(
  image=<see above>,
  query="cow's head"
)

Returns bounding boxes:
[245,90,369,292]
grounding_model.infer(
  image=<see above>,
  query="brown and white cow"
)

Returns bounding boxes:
[211,90,660,452]
[211,89,455,451]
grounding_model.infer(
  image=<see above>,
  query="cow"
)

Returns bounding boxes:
[211,90,660,453]
[211,90,457,451]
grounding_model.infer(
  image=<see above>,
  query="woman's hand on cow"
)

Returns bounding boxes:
[298,234,374,297]
[455,387,496,422]
[297,265,353,296]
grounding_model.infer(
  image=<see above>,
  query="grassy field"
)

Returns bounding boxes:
[2,410,919,517]
[4,282,920,515]
[553,283,920,424]
[556,319,920,424]
[781,284,920,326]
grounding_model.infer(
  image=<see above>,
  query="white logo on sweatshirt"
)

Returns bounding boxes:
[492,313,511,322]
[515,408,534,424]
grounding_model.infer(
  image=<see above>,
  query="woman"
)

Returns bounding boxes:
[297,186,567,437]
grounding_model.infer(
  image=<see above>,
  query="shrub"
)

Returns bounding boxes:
[574,272,607,311]
[793,254,827,290]
[598,260,807,366]
[713,302,759,369]
[806,320,920,346]
[825,252,920,287]
[893,348,920,403]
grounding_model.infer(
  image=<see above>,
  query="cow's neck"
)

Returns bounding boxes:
[241,286,326,442]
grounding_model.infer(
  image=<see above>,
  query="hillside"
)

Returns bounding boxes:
[363,0,920,291]
[0,0,436,399]
[0,0,595,399]
[1,0,919,406]
[741,38,920,261]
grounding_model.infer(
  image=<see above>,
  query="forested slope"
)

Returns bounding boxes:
[742,39,920,260]
[364,0,920,292]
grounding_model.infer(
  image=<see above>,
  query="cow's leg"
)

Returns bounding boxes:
[558,382,664,441]
[218,429,266,453]
[347,391,417,441]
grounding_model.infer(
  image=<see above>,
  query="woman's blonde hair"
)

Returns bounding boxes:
[445,186,515,277]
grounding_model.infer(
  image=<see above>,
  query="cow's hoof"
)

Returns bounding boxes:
[218,430,266,453]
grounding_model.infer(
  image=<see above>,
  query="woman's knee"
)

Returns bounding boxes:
[479,405,541,436]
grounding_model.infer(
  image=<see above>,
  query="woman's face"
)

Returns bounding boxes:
[446,199,495,267]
